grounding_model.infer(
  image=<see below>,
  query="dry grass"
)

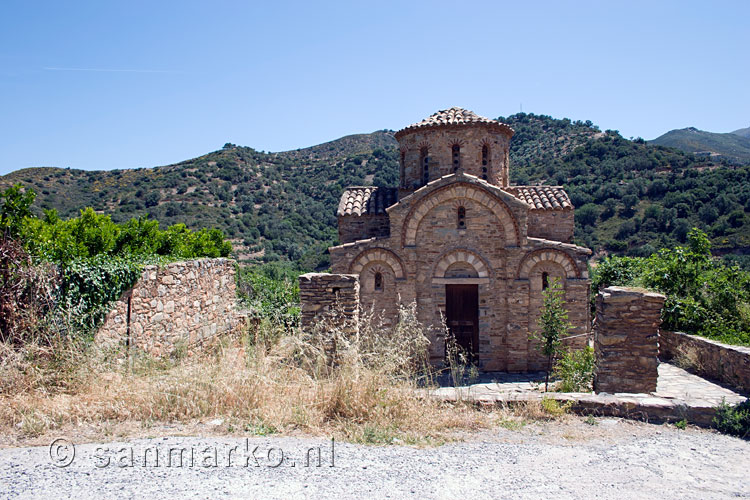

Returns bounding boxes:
[0,304,570,445]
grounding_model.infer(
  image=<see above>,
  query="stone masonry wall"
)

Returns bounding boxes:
[398,125,511,190]
[338,214,390,244]
[594,286,666,394]
[660,330,750,395]
[299,273,360,335]
[527,210,574,243]
[96,258,240,357]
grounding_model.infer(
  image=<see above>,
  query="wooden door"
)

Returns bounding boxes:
[445,284,479,360]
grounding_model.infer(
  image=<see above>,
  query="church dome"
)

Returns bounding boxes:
[395,107,514,139]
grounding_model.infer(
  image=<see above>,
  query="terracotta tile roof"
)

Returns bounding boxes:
[395,107,514,138]
[507,186,573,211]
[337,186,398,216]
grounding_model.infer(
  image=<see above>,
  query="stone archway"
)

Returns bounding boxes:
[517,248,580,280]
[348,248,406,279]
[433,249,490,279]
[402,183,520,247]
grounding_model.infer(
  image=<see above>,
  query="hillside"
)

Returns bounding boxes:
[732,126,750,139]
[4,113,750,269]
[0,134,400,269]
[650,127,750,164]
[278,130,397,162]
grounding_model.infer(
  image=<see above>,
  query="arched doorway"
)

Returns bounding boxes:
[445,284,479,360]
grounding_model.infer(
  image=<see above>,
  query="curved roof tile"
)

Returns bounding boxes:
[337,186,399,216]
[395,107,514,138]
[506,186,573,211]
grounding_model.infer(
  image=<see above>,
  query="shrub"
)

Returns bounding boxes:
[0,238,58,345]
[713,399,750,439]
[237,263,301,328]
[591,228,750,346]
[55,255,150,336]
[554,346,595,392]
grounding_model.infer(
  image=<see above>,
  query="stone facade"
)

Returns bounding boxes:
[660,330,750,395]
[96,258,241,357]
[327,108,592,372]
[594,286,666,393]
[299,273,360,335]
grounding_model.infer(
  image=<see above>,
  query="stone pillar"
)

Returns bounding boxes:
[299,273,360,336]
[594,286,666,394]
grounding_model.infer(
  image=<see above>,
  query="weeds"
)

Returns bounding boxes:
[713,398,750,439]
[0,302,494,443]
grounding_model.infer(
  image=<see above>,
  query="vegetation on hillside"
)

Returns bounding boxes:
[650,126,750,164]
[733,126,750,139]
[0,133,398,269]
[3,113,750,270]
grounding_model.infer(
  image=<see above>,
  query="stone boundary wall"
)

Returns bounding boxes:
[594,286,666,394]
[660,330,750,395]
[96,258,240,357]
[299,273,359,335]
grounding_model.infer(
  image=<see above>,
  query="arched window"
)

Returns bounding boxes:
[374,272,383,291]
[420,146,429,185]
[457,206,466,229]
[542,272,549,290]
[481,144,490,180]
[452,144,461,172]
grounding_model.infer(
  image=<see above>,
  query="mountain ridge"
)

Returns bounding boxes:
[650,126,750,164]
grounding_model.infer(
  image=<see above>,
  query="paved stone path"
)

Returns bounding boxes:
[433,363,744,405]
[429,363,746,425]
[654,363,745,406]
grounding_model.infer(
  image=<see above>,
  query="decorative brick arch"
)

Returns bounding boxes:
[402,183,521,247]
[433,249,490,278]
[349,248,406,279]
[517,248,580,279]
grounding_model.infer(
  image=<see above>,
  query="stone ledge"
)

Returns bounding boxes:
[429,390,725,427]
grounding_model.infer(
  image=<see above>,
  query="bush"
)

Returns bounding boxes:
[0,238,58,345]
[237,263,301,328]
[56,255,151,336]
[554,346,595,392]
[591,228,750,346]
[713,399,750,439]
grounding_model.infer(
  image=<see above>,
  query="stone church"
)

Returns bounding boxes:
[328,107,591,372]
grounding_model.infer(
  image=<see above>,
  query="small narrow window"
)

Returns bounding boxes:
[457,206,466,229]
[400,150,406,187]
[452,144,461,172]
[374,272,383,291]
[541,272,549,290]
[481,144,490,180]
[420,146,429,185]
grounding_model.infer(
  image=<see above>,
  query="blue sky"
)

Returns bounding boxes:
[1,0,748,175]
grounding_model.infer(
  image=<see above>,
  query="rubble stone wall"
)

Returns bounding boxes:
[299,273,360,335]
[96,258,240,357]
[660,330,750,395]
[594,286,666,394]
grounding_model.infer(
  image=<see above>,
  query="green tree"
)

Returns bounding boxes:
[577,203,600,227]
[1,184,36,238]
[532,278,572,391]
